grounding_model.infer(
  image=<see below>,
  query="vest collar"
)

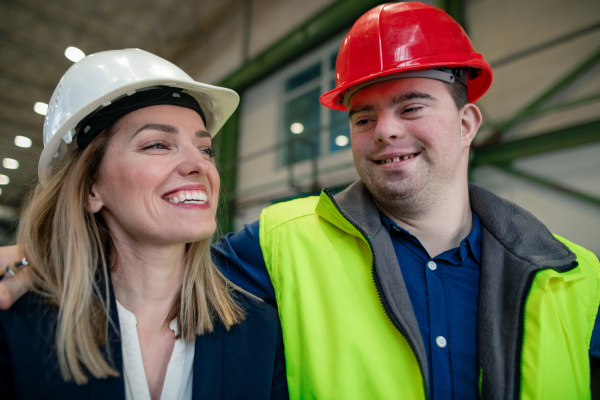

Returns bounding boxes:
[468,183,575,267]
[322,179,575,268]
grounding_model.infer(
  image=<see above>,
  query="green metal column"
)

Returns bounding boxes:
[438,0,466,29]
[215,0,384,233]
[214,104,240,236]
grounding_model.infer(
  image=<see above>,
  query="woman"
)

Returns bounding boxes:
[0,49,287,399]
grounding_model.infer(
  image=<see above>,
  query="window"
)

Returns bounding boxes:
[283,63,322,165]
[328,52,350,153]
[329,79,350,153]
[281,46,351,166]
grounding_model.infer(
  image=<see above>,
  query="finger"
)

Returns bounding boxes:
[0,245,20,267]
[0,267,32,310]
[0,258,29,279]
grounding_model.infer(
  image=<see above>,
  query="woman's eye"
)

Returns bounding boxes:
[143,141,170,150]
[200,147,215,158]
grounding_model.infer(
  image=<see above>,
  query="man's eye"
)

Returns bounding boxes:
[403,106,423,113]
[355,118,372,126]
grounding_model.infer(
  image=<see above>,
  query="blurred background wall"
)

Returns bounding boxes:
[0,0,599,257]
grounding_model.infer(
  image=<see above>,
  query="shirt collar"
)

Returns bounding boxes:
[380,211,482,265]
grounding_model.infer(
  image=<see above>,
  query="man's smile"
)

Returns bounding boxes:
[374,152,420,164]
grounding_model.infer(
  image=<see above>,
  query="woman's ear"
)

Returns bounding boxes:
[87,182,104,213]
[460,103,483,146]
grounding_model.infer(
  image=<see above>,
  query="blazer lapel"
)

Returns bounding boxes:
[89,272,127,400]
[192,324,224,399]
[88,332,126,400]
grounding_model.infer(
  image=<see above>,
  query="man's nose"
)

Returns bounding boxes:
[373,112,403,143]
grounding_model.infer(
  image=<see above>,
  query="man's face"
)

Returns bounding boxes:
[348,78,479,210]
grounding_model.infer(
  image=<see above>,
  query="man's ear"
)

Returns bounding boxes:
[460,103,482,146]
[87,182,104,213]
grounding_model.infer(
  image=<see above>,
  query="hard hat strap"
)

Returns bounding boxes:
[341,68,468,108]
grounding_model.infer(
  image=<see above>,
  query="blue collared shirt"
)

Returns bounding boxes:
[380,212,482,400]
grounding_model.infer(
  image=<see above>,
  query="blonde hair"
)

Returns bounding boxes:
[17,123,245,384]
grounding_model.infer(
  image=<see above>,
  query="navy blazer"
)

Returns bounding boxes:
[0,286,288,399]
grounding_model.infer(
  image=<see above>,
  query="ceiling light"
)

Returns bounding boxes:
[3,158,19,170]
[0,175,9,185]
[65,46,86,62]
[290,122,304,134]
[34,102,48,116]
[335,135,349,147]
[14,136,32,148]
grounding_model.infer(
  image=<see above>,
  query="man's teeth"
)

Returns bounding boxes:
[379,154,416,164]
[167,190,208,204]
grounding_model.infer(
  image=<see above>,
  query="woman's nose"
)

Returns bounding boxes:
[178,144,212,176]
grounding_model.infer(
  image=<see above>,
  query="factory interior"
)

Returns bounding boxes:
[0,0,599,396]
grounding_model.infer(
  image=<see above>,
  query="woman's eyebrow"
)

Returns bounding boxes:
[195,130,210,138]
[130,124,211,143]
[132,123,178,138]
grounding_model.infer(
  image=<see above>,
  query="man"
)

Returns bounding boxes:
[2,2,599,399]
[215,3,600,399]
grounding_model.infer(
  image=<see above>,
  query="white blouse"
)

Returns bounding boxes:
[116,301,194,400]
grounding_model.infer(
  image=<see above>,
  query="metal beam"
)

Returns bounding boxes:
[493,163,600,209]
[471,118,600,167]
[489,20,600,68]
[218,0,382,92]
[493,46,600,134]
[481,91,600,133]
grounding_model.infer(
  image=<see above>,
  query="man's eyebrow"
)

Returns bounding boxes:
[392,92,436,104]
[348,105,375,119]
[348,92,437,119]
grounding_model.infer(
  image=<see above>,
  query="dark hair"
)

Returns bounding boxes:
[445,80,469,110]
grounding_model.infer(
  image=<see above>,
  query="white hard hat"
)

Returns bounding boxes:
[39,48,239,184]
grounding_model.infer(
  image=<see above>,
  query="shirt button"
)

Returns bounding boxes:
[427,260,437,271]
[436,336,447,348]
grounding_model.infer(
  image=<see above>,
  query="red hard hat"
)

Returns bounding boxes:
[319,2,493,110]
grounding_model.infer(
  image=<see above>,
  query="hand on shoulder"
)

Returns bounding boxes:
[0,245,31,310]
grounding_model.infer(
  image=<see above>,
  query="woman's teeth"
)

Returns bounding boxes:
[167,190,208,204]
